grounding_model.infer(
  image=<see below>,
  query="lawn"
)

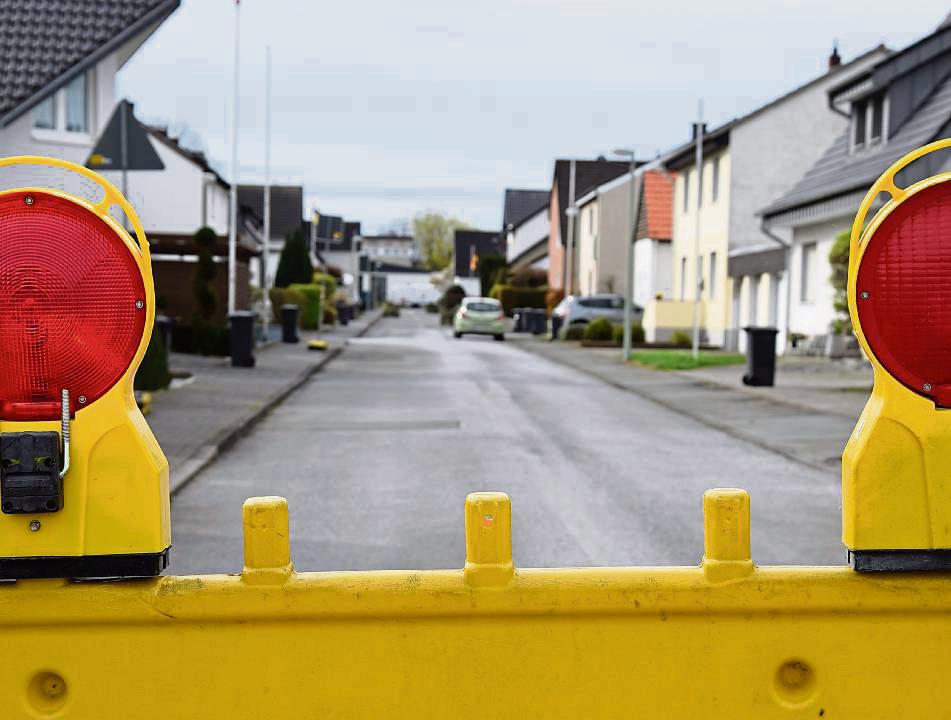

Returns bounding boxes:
[628,350,746,371]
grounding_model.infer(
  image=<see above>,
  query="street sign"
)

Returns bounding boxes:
[0,156,169,579]
[844,138,951,571]
[85,100,164,171]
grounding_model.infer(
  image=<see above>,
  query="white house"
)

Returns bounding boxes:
[761,19,951,354]
[0,1,179,171]
[502,188,549,271]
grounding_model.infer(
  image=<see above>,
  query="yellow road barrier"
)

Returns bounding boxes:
[2,490,951,718]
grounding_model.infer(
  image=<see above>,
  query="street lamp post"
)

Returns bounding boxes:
[691,100,704,360]
[227,0,240,316]
[614,148,640,361]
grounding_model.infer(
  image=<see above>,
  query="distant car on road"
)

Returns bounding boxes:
[552,294,643,327]
[453,297,506,341]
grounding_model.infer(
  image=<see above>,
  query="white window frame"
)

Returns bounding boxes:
[709,252,717,299]
[31,70,96,144]
[711,156,720,202]
[800,243,817,303]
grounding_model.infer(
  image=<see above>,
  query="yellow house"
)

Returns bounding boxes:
[644,125,731,345]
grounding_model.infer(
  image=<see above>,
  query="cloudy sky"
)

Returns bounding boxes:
[118,0,949,232]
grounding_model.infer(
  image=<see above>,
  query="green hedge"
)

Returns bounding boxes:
[612,322,646,345]
[288,283,322,329]
[583,318,614,342]
[134,326,171,391]
[564,324,585,341]
[268,287,307,323]
[488,284,547,316]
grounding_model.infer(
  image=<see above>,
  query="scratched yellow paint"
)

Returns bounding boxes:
[1,492,951,718]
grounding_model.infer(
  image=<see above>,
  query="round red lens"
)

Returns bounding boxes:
[856,180,951,406]
[0,191,146,419]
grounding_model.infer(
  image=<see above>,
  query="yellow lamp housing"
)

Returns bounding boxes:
[843,138,951,571]
[0,156,169,579]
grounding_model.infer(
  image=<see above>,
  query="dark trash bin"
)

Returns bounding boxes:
[282,304,300,344]
[337,302,352,326]
[742,326,778,387]
[550,314,563,341]
[513,308,528,333]
[229,311,256,368]
[526,309,546,335]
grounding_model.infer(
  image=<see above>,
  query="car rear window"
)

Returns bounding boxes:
[466,302,499,312]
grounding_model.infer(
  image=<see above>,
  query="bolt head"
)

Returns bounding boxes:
[135,299,144,309]
[860,291,869,299]
[924,383,933,392]
[29,520,41,532]
[77,395,87,404]
[24,195,33,205]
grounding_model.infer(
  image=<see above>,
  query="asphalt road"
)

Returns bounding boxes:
[170,309,844,575]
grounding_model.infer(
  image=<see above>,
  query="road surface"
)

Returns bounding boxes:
[170,310,843,575]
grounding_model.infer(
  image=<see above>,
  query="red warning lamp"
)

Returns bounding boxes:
[855,181,951,407]
[0,191,146,420]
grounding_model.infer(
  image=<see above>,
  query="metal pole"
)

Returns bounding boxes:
[622,156,639,360]
[691,100,704,360]
[262,45,272,341]
[227,0,241,316]
[119,100,129,230]
[564,159,577,295]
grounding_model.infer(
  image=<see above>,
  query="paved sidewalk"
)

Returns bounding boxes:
[511,336,869,474]
[147,310,382,494]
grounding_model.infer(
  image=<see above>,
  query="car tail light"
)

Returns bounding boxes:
[497,311,505,320]
[0,191,146,420]
[460,309,469,318]
[856,181,951,406]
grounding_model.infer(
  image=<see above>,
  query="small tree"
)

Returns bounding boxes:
[274,229,313,288]
[134,326,171,391]
[479,254,507,296]
[828,229,851,335]
[413,212,468,270]
[191,226,218,355]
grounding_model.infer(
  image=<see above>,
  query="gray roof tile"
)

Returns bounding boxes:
[502,188,548,229]
[0,0,179,122]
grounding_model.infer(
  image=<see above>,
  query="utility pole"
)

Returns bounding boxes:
[227,0,241,316]
[615,148,640,360]
[262,45,271,341]
[564,159,577,295]
[691,100,704,360]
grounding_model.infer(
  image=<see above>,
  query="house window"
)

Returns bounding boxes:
[711,157,720,202]
[709,252,717,299]
[852,93,886,152]
[801,242,817,302]
[65,74,88,132]
[32,71,93,134]
[680,257,687,300]
[682,169,690,212]
[32,96,56,129]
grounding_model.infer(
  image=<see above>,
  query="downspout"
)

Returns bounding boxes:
[760,217,792,353]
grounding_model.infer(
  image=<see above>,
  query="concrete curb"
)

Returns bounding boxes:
[169,311,382,496]
[512,339,834,473]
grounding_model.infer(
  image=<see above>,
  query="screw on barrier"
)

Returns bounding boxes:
[23,195,33,205]
[464,492,514,587]
[29,520,40,532]
[241,496,294,584]
[701,488,754,582]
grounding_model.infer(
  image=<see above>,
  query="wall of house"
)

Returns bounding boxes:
[576,200,598,295]
[727,50,886,253]
[152,257,251,322]
[669,149,732,345]
[633,238,672,308]
[597,177,633,295]
[321,248,361,302]
[787,216,848,340]
[547,186,564,290]
[385,272,440,305]
[506,208,548,264]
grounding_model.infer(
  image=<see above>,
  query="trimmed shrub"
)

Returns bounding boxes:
[479,254,507,296]
[489,284,547,316]
[313,272,338,305]
[322,305,338,325]
[383,301,401,317]
[440,284,466,309]
[268,287,307,323]
[135,326,171,391]
[288,283,322,329]
[564,324,585,341]
[672,330,692,347]
[612,322,646,345]
[275,229,313,288]
[425,302,439,314]
[510,267,547,288]
[583,317,614,342]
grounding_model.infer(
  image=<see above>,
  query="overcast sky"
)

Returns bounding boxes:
[118,1,950,233]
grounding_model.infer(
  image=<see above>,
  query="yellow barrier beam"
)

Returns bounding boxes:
[1,491,950,718]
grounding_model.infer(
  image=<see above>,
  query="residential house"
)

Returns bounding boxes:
[761,18,951,354]
[101,123,260,322]
[0,0,179,167]
[547,158,631,292]
[238,184,305,289]
[502,188,549,271]
[454,229,506,295]
[309,217,363,303]
[632,169,675,310]
[361,234,418,267]
[650,44,888,349]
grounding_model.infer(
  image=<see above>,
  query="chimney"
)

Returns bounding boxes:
[829,41,841,69]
